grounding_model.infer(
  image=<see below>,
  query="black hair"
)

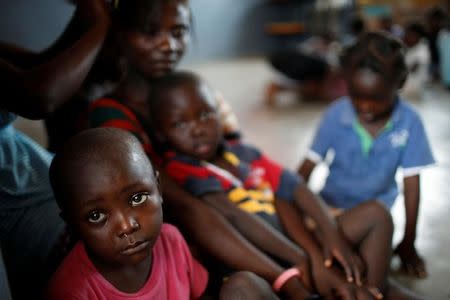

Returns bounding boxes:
[148,71,203,125]
[49,128,153,213]
[426,5,448,21]
[405,21,427,38]
[340,31,408,87]
[113,0,189,32]
[350,16,365,36]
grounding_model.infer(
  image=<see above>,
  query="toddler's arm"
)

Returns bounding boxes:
[202,192,310,271]
[298,159,317,183]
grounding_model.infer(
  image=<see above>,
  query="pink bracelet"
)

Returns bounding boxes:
[272,267,302,292]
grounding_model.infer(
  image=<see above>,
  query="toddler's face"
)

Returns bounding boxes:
[155,81,223,161]
[348,68,397,123]
[65,151,163,268]
[120,1,190,78]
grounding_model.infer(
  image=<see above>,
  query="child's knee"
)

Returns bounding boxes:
[365,201,394,232]
[219,271,279,300]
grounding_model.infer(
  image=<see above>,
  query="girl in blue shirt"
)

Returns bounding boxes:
[299,31,435,279]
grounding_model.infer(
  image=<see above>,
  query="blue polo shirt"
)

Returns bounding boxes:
[306,97,435,209]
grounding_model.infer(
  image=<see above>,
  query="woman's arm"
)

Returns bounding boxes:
[0,0,110,119]
[202,192,309,269]
[292,184,363,285]
[159,171,310,298]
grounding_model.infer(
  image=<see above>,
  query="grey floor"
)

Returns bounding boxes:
[14,57,450,299]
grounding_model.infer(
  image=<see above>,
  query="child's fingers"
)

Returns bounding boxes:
[367,287,384,299]
[332,253,355,283]
[322,247,333,267]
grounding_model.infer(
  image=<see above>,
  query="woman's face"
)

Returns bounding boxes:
[120,1,190,79]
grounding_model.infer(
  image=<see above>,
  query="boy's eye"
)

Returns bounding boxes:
[88,211,106,224]
[130,193,150,206]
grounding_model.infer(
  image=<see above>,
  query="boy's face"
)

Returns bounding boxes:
[155,81,223,161]
[348,68,397,123]
[64,150,163,268]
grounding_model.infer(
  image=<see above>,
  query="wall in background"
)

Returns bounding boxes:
[0,0,74,51]
[0,0,314,62]
[185,0,314,61]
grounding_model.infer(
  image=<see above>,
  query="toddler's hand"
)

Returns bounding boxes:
[321,233,364,286]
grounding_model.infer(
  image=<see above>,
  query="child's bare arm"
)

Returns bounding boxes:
[298,159,317,183]
[159,172,311,298]
[276,199,365,300]
[394,175,427,278]
[159,172,284,279]
[0,0,110,119]
[293,184,364,286]
[202,192,309,269]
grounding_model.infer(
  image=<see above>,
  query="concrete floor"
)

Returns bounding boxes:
[14,57,450,299]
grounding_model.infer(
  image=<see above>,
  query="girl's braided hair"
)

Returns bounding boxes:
[340,31,408,87]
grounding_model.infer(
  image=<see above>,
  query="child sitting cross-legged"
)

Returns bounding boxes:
[46,127,280,300]
[147,71,407,300]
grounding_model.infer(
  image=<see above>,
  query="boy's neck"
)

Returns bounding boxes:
[357,99,397,137]
[91,252,153,294]
[358,115,392,138]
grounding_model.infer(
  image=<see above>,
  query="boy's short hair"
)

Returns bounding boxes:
[340,31,408,87]
[148,71,211,122]
[49,128,151,212]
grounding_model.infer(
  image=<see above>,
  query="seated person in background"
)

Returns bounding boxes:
[47,127,279,300]
[402,22,430,99]
[266,33,347,105]
[146,70,408,300]
[378,15,404,39]
[298,32,435,279]
[425,6,448,80]
[342,15,367,46]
